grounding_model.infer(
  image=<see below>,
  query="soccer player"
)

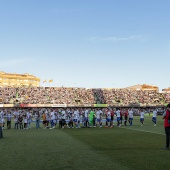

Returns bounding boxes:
[67,109,74,128]
[106,109,112,128]
[61,108,66,129]
[0,112,3,138]
[152,108,157,126]
[58,109,63,129]
[73,109,79,128]
[89,109,94,127]
[53,110,57,128]
[26,110,31,129]
[93,110,96,127]
[23,115,28,129]
[140,109,145,126]
[6,110,12,129]
[46,111,50,128]
[0,110,5,130]
[128,108,134,126]
[84,109,89,127]
[110,109,114,127]
[35,112,40,129]
[96,109,102,128]
[120,109,123,125]
[124,109,128,126]
[50,109,55,129]
[116,108,121,127]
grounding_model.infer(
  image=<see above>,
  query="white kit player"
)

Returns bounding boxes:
[84,109,89,127]
[96,109,102,128]
[128,108,133,126]
[140,109,145,126]
[152,108,157,126]
[116,108,121,127]
[73,109,79,128]
[50,109,55,129]
[0,110,5,129]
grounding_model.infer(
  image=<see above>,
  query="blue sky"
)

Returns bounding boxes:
[0,0,170,91]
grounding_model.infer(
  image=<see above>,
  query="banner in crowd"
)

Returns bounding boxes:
[4,104,15,107]
[0,103,166,108]
[20,104,38,108]
[52,104,67,107]
[94,104,108,107]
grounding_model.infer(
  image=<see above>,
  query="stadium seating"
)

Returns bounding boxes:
[0,86,169,106]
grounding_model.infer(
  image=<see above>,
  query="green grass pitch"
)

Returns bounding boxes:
[0,116,169,170]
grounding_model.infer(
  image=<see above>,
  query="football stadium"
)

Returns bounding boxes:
[0,72,170,170]
[1,1,170,170]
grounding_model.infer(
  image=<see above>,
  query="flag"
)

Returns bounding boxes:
[43,79,47,83]
[49,79,53,83]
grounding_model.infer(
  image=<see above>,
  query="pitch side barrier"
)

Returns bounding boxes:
[0,103,166,108]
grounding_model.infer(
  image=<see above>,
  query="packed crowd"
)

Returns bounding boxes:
[0,107,164,130]
[0,86,169,105]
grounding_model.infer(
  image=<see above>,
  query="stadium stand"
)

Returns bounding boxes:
[0,86,169,107]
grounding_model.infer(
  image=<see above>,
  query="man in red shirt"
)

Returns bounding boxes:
[124,109,128,126]
[163,104,170,150]
[110,109,114,127]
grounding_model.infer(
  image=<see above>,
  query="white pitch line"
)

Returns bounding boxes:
[120,126,165,135]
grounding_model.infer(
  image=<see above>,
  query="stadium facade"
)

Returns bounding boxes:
[124,84,159,92]
[0,71,40,87]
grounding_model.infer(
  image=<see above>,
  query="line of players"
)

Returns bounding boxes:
[0,107,159,130]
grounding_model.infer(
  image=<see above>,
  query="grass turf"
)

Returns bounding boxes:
[0,116,169,170]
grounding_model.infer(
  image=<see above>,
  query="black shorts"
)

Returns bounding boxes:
[43,121,46,124]
[62,119,66,124]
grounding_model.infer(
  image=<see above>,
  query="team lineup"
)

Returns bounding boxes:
[0,107,161,130]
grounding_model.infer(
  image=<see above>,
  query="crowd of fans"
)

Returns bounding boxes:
[0,86,169,105]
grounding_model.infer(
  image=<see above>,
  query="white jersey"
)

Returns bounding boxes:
[74,110,79,119]
[24,118,28,123]
[153,110,157,117]
[57,113,62,120]
[116,110,120,117]
[0,111,3,124]
[13,111,19,118]
[0,111,4,118]
[14,117,18,123]
[128,110,133,118]
[140,112,145,119]
[46,114,50,121]
[61,110,66,119]
[27,112,30,119]
[85,110,89,118]
[6,113,12,121]
[107,111,111,119]
[50,112,55,120]
[96,111,101,119]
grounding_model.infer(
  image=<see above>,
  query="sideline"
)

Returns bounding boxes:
[120,126,165,135]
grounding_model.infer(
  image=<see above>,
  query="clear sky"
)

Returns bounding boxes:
[0,0,170,91]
